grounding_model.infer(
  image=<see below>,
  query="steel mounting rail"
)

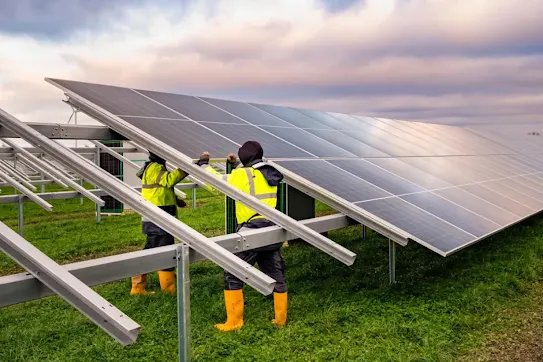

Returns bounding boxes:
[0,107,276,295]
[49,83,356,266]
[1,138,105,206]
[0,168,53,211]
[0,220,141,345]
[0,161,37,191]
[16,156,70,188]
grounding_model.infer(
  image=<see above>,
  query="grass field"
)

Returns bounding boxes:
[1,184,543,361]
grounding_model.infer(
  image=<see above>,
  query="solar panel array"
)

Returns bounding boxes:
[47,78,543,256]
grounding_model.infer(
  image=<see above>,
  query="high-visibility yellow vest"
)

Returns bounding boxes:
[141,162,187,207]
[203,164,277,224]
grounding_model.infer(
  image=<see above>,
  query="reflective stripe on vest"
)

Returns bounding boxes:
[243,167,277,200]
[142,169,166,189]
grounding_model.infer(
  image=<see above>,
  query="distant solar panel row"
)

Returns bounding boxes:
[47,78,543,256]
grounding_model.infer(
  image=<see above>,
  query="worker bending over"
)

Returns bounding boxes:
[131,152,189,296]
[197,141,287,331]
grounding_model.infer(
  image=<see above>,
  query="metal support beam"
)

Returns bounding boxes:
[0,214,355,307]
[60,92,356,266]
[17,197,23,236]
[18,156,69,188]
[177,243,191,362]
[0,221,141,345]
[0,160,31,181]
[42,156,75,180]
[95,145,101,224]
[0,146,139,156]
[0,168,53,211]
[192,188,196,209]
[0,107,276,296]
[0,123,127,140]
[0,184,198,204]
[2,139,105,206]
[389,240,396,284]
[361,225,367,240]
[0,161,37,190]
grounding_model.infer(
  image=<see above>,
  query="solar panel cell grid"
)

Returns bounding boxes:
[260,127,358,158]
[137,90,247,124]
[202,97,294,127]
[198,122,314,159]
[119,117,238,158]
[354,198,475,255]
[400,192,499,237]
[329,159,425,196]
[274,160,391,202]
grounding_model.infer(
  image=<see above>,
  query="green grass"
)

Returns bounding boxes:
[1,185,543,361]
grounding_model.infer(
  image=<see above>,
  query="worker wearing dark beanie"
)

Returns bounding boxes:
[238,141,264,167]
[197,141,288,331]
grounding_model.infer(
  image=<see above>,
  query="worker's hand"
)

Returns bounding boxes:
[176,198,187,208]
[227,153,237,165]
[227,153,241,169]
[196,151,210,166]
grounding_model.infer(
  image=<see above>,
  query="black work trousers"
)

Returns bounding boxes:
[224,226,287,293]
[143,233,175,272]
[142,205,177,272]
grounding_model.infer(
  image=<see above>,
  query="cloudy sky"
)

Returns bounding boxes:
[0,0,542,128]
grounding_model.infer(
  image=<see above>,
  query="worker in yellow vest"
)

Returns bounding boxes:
[131,152,189,296]
[197,141,287,331]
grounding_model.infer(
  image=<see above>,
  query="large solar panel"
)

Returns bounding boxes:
[47,78,543,257]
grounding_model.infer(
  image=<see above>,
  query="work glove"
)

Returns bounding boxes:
[196,152,210,166]
[227,153,241,168]
[176,197,187,208]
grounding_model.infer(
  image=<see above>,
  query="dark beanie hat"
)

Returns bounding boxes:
[238,141,263,166]
[149,152,166,165]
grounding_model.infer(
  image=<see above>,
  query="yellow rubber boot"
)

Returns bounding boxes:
[215,290,244,332]
[158,271,176,295]
[272,292,287,327]
[130,274,155,296]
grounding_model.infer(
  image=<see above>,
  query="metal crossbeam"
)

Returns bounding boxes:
[17,156,70,188]
[0,184,197,204]
[0,107,276,295]
[0,161,37,190]
[0,123,127,140]
[0,168,52,211]
[0,146,138,156]
[59,90,357,266]
[0,214,354,307]
[0,221,140,345]
[0,160,31,181]
[2,139,105,206]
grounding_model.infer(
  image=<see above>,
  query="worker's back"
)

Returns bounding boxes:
[141,162,177,207]
[229,166,279,224]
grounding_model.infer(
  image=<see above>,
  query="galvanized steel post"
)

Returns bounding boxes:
[177,243,191,362]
